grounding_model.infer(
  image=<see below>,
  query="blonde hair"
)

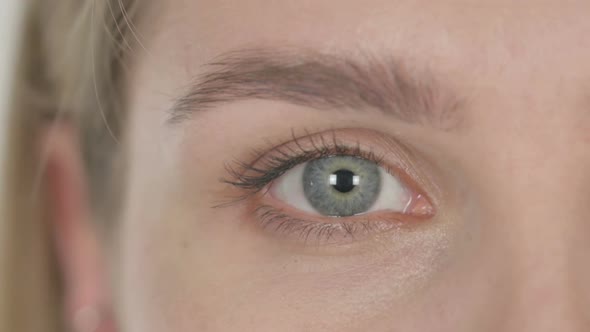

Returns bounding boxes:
[1,1,145,331]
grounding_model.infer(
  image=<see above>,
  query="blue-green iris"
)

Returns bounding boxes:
[302,156,381,217]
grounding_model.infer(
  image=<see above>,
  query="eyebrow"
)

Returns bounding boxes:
[168,47,463,130]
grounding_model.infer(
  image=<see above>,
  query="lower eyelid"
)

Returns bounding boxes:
[252,188,429,247]
[251,204,405,247]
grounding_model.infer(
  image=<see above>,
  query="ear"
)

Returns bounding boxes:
[41,122,115,332]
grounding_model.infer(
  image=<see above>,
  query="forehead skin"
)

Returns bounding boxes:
[118,1,590,331]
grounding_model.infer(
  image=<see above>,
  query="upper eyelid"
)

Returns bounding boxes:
[224,129,379,179]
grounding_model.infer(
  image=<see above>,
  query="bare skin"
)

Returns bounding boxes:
[51,1,590,331]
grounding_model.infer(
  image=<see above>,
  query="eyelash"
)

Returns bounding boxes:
[253,204,394,246]
[222,130,386,197]
[219,130,419,245]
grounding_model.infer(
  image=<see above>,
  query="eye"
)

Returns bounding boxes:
[271,155,432,218]
[220,129,438,245]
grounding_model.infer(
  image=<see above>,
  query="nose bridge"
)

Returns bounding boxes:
[480,123,590,330]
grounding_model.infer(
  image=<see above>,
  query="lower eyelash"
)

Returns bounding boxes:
[254,205,398,246]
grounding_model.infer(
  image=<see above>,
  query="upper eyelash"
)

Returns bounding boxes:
[218,129,386,205]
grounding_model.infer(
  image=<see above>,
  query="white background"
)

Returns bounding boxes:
[0,0,24,194]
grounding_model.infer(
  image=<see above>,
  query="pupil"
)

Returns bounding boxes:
[331,169,357,193]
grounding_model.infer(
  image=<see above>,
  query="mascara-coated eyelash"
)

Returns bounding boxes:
[222,130,385,199]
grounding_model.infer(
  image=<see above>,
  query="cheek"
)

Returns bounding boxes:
[117,179,458,332]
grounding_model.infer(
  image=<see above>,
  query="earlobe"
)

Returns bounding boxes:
[41,123,115,332]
